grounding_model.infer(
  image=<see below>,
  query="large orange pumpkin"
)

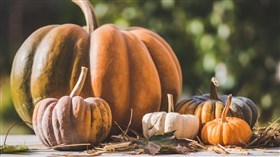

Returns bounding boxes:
[10,0,182,133]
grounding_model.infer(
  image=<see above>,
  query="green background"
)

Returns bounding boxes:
[1,0,279,134]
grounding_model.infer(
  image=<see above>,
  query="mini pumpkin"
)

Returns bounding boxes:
[142,94,199,139]
[201,94,252,146]
[175,78,258,128]
[32,67,112,150]
[11,0,182,134]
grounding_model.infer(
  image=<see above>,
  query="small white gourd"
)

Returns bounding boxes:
[142,94,199,139]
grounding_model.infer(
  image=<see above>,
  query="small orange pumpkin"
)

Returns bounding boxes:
[32,67,112,150]
[201,94,252,146]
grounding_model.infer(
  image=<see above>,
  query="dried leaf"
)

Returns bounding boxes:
[140,141,161,155]
[135,131,196,155]
[172,145,192,154]
[149,130,176,141]
[103,142,132,151]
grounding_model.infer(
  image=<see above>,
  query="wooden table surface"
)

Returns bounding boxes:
[1,135,280,156]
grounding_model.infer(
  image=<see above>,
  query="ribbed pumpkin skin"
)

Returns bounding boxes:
[175,78,258,128]
[10,22,182,132]
[219,95,258,127]
[11,24,92,125]
[201,95,252,146]
[142,112,199,139]
[32,96,112,149]
[176,98,226,127]
[89,25,182,131]
[176,94,258,128]
[201,117,252,145]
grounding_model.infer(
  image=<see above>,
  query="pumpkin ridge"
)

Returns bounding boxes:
[120,30,133,123]
[236,97,258,126]
[201,101,215,125]
[129,30,166,110]
[129,27,182,84]
[222,122,231,145]
[62,96,74,144]
[69,36,91,97]
[230,97,252,126]
[217,123,223,145]
[214,102,224,119]
[130,30,181,111]
[90,102,102,144]
[175,98,189,112]
[31,25,87,103]
[35,100,53,147]
[11,25,58,124]
[187,100,201,114]
[69,98,76,144]
[90,25,130,129]
[210,101,216,120]
[43,100,60,146]
[208,123,216,144]
[211,122,219,144]
[229,102,244,120]
[52,105,62,145]
[72,97,84,143]
[94,98,110,141]
[230,118,251,143]
[228,119,243,144]
[54,96,72,144]
[83,101,92,143]
[42,101,58,146]
[121,30,161,131]
[180,100,192,114]
[88,102,94,144]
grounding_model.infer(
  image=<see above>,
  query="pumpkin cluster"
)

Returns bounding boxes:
[10,0,259,150]
[10,0,182,135]
[175,78,258,129]
[201,95,253,146]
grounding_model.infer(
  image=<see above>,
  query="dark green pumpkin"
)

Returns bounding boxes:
[175,78,258,128]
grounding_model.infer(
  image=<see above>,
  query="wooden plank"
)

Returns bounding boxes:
[1,135,279,156]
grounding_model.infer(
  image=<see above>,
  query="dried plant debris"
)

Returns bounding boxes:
[0,121,30,154]
[51,143,93,151]
[86,131,203,155]
[84,118,280,155]
[0,145,29,154]
[248,117,280,147]
[2,114,279,155]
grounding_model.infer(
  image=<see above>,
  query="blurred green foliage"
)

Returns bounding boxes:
[1,0,279,134]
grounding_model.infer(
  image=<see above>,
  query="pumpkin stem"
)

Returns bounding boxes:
[70,67,88,97]
[72,0,98,33]
[209,77,220,100]
[221,94,232,122]
[167,94,175,112]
